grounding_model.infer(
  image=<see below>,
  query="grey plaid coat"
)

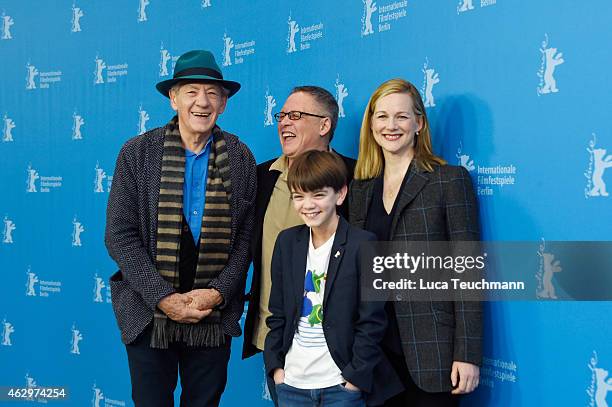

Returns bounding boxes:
[349,163,482,393]
[105,124,256,344]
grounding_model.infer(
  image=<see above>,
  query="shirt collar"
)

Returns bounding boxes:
[270,155,289,173]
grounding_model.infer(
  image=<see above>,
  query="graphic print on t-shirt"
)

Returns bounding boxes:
[303,270,325,326]
[295,265,327,348]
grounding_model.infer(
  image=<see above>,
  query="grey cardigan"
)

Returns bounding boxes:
[105,124,256,344]
[349,163,482,393]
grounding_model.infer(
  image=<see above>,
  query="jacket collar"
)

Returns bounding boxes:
[389,161,429,236]
[351,161,430,238]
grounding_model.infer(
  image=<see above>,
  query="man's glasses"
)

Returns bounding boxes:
[273,111,327,122]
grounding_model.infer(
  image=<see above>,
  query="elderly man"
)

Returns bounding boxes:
[242,86,355,403]
[105,50,256,407]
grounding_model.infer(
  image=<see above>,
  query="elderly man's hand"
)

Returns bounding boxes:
[450,361,480,394]
[186,288,223,311]
[158,293,211,323]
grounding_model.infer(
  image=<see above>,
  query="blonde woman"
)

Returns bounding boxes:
[349,79,482,406]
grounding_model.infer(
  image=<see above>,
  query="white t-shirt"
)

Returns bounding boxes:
[283,230,344,389]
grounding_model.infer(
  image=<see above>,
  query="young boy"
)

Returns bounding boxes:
[264,150,402,406]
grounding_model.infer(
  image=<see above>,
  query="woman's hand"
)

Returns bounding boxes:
[450,361,480,394]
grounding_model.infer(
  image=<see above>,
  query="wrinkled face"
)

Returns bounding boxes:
[170,83,227,140]
[371,92,422,157]
[278,92,329,161]
[291,186,347,230]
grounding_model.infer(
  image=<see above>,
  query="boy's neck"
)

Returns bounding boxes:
[311,214,340,249]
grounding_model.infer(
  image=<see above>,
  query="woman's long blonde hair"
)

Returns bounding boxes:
[354,78,446,180]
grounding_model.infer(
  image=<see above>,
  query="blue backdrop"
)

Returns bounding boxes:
[1,1,611,406]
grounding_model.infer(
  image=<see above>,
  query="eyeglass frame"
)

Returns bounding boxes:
[273,110,328,122]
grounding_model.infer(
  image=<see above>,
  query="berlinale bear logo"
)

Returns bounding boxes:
[537,34,564,95]
[335,76,349,118]
[287,15,299,54]
[585,134,612,198]
[264,90,276,127]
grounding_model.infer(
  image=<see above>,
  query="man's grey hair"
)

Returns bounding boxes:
[290,85,339,141]
[169,81,230,97]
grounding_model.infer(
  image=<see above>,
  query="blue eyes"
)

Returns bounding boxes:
[376,115,409,120]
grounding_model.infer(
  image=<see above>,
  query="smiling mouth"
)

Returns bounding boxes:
[383,134,402,141]
[192,112,210,117]
[282,131,296,140]
[302,212,321,219]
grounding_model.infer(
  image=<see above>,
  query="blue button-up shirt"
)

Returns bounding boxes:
[183,136,213,245]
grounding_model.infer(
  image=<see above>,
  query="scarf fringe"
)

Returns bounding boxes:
[151,317,225,349]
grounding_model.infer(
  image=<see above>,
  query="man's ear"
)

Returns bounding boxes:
[217,94,228,115]
[169,90,178,111]
[319,117,331,137]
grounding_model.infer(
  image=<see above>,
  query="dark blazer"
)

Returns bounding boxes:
[263,217,403,405]
[349,163,483,393]
[105,125,256,344]
[242,152,355,358]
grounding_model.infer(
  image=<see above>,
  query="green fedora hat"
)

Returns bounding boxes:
[156,49,241,98]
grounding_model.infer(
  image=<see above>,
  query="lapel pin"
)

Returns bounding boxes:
[334,250,341,258]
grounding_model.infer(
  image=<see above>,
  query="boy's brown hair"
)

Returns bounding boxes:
[287,150,347,193]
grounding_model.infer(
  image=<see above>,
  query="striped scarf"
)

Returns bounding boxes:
[151,116,232,349]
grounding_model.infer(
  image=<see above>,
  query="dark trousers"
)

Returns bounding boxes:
[382,307,458,407]
[383,369,459,407]
[126,325,232,407]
